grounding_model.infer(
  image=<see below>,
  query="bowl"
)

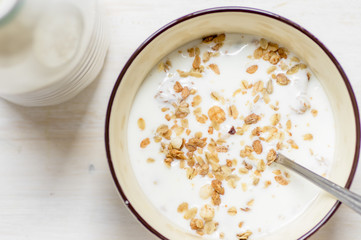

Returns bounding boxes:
[105,7,360,240]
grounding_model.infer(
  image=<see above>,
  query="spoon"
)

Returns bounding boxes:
[274,153,361,215]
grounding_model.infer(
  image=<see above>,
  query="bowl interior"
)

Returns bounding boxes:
[106,9,359,240]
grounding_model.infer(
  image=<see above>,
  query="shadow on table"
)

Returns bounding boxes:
[1,66,105,159]
[104,192,158,239]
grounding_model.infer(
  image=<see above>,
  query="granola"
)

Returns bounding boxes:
[131,33,334,239]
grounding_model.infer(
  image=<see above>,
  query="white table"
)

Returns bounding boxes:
[1,0,360,239]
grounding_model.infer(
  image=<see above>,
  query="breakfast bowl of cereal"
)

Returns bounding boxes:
[105,7,360,240]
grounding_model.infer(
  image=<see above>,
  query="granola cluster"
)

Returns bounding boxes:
[139,34,317,239]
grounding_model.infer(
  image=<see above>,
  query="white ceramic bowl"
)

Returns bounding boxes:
[105,7,360,240]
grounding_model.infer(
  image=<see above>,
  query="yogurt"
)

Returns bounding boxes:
[127,34,335,239]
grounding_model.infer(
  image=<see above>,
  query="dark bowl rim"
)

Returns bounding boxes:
[104,6,360,240]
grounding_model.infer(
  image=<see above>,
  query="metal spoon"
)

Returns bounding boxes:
[274,153,361,215]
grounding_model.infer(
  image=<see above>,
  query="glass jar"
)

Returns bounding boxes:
[0,0,109,106]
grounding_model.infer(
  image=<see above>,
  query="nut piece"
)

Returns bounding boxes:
[185,137,207,152]
[286,119,292,130]
[199,184,212,200]
[211,179,225,195]
[278,47,288,59]
[211,191,221,206]
[209,64,220,75]
[187,48,195,57]
[257,159,266,172]
[267,149,277,165]
[252,140,263,154]
[168,149,187,160]
[227,206,238,216]
[246,65,258,74]
[272,169,281,175]
[239,167,249,174]
[287,64,301,75]
[199,164,209,176]
[175,101,190,118]
[287,139,299,149]
[212,43,224,51]
[190,218,204,230]
[275,175,289,185]
[252,127,261,136]
[158,60,171,72]
[186,167,197,179]
[171,137,183,149]
[203,51,213,63]
[177,202,188,213]
[237,230,253,240]
[202,34,217,43]
[269,53,280,65]
[210,91,225,103]
[137,118,145,130]
[267,66,277,74]
[266,79,273,94]
[193,55,201,69]
[276,73,290,85]
[200,204,215,221]
[213,33,226,43]
[164,157,173,167]
[184,207,198,220]
[268,42,279,51]
[247,199,254,206]
[240,145,253,158]
[229,105,239,119]
[156,124,172,139]
[208,106,226,124]
[181,87,190,99]
[174,81,183,93]
[204,221,218,235]
[311,109,318,117]
[244,113,260,125]
[303,133,313,141]
[254,47,263,59]
[271,113,280,126]
[140,138,150,148]
[241,183,248,192]
[263,93,270,104]
[260,38,268,49]
[192,95,202,107]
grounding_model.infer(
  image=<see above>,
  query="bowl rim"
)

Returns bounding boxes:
[104,6,360,240]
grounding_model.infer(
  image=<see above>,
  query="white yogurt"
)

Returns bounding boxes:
[127,34,335,239]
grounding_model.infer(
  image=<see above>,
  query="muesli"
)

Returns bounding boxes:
[127,33,335,239]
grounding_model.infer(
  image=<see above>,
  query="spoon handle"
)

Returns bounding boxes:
[276,153,361,215]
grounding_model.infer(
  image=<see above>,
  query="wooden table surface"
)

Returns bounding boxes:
[1,0,360,239]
